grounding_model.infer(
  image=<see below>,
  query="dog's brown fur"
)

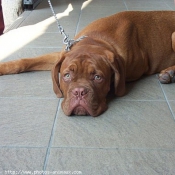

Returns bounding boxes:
[1,11,175,116]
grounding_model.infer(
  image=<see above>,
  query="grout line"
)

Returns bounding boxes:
[50,146,175,152]
[0,97,58,100]
[122,0,129,11]
[17,10,33,28]
[117,99,166,102]
[0,96,166,102]
[0,96,168,102]
[0,144,175,152]
[43,98,61,171]
[159,81,175,121]
[162,0,174,10]
[15,11,32,27]
[0,146,46,149]
[4,11,32,33]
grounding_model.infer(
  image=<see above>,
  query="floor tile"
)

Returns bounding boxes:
[0,71,56,98]
[0,29,66,64]
[82,0,126,8]
[0,48,60,99]
[37,0,86,10]
[125,0,171,10]
[121,75,165,100]
[78,5,127,32]
[52,101,175,149]
[164,0,175,10]
[19,6,80,33]
[46,148,175,175]
[20,0,86,34]
[1,0,175,173]
[0,25,69,55]
[1,47,59,62]
[127,6,171,11]
[161,83,175,101]
[0,98,58,146]
[4,11,32,33]
[169,101,175,120]
[24,32,74,48]
[0,148,46,172]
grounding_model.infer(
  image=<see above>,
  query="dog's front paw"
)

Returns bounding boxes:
[159,70,175,84]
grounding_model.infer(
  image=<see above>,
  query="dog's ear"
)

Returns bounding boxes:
[105,50,126,97]
[172,32,175,52]
[51,52,65,98]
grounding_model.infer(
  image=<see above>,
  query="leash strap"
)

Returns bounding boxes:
[48,0,87,51]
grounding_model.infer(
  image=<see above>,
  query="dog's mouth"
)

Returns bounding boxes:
[62,98,107,117]
[62,87,108,117]
[62,97,97,116]
[69,99,92,116]
[72,105,90,116]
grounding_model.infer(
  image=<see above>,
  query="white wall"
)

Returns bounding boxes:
[2,0,23,30]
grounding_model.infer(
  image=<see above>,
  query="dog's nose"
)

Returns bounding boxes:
[72,87,88,98]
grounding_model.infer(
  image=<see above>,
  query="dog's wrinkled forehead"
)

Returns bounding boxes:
[60,54,109,75]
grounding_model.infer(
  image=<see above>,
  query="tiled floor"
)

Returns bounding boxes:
[0,0,175,174]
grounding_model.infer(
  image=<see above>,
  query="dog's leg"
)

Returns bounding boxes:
[0,52,61,75]
[158,67,175,84]
[159,32,175,83]
[172,32,175,52]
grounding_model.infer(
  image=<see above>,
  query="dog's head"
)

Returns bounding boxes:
[52,45,125,116]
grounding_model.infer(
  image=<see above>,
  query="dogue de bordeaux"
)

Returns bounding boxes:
[0,11,175,116]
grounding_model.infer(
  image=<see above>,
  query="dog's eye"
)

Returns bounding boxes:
[94,75,102,82]
[63,73,71,81]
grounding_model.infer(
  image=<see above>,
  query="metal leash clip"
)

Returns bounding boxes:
[48,0,87,51]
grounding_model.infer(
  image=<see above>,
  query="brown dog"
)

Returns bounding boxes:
[0,11,175,116]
